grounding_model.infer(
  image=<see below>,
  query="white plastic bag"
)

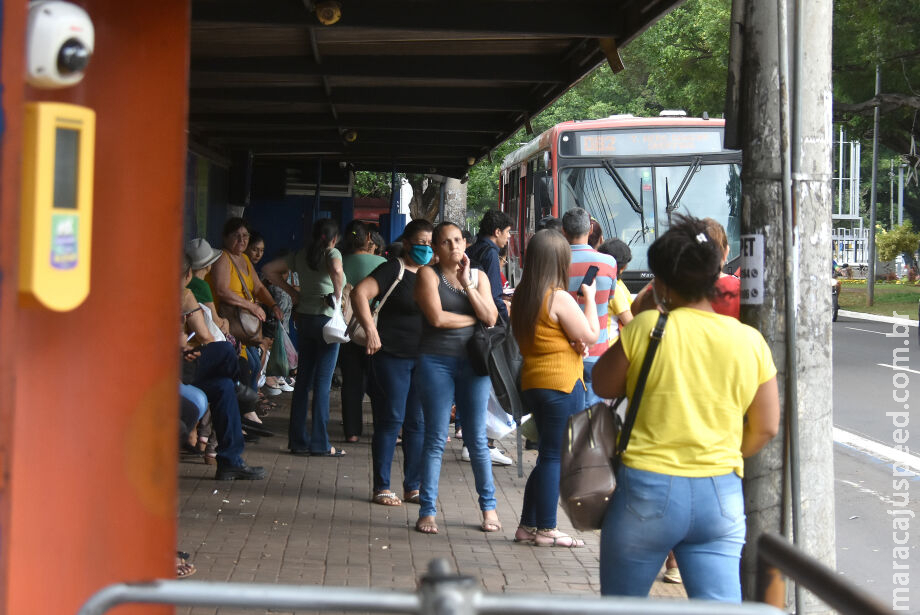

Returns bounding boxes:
[322,296,351,344]
[486,390,516,440]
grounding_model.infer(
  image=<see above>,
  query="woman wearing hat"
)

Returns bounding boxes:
[186,237,231,339]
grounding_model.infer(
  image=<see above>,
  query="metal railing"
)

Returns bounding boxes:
[756,533,894,615]
[78,535,896,615]
[78,559,785,615]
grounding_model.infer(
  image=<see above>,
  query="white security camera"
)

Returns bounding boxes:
[26,1,94,89]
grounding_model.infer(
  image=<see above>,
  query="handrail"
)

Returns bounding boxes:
[78,559,786,615]
[756,533,893,615]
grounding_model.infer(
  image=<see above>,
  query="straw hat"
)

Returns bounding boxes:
[186,238,222,270]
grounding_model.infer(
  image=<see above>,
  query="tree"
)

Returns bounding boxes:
[876,221,920,267]
[406,175,441,222]
[353,171,393,199]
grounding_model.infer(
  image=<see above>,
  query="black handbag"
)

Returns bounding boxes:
[559,312,668,530]
[467,321,507,376]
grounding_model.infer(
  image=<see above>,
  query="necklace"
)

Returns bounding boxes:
[439,270,466,296]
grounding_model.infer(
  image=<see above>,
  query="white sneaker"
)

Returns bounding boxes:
[277,378,295,392]
[489,447,513,466]
[263,385,282,397]
[461,446,470,462]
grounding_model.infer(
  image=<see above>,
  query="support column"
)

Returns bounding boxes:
[737,0,787,600]
[442,177,468,226]
[789,0,836,611]
[738,0,836,611]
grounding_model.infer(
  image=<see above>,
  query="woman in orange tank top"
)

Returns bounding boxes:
[511,230,599,548]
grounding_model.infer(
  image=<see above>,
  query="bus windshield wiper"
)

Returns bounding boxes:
[601,159,642,215]
[665,156,702,214]
[601,159,648,242]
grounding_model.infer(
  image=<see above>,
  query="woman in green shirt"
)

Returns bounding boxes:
[340,221,386,442]
[264,218,346,456]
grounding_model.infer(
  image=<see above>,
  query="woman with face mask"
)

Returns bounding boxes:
[350,219,435,507]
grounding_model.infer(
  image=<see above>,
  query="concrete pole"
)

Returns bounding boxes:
[890,161,895,229]
[737,0,787,600]
[898,164,905,225]
[789,0,837,610]
[867,66,880,304]
[737,0,837,610]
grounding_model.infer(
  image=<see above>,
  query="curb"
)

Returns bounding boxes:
[837,309,918,327]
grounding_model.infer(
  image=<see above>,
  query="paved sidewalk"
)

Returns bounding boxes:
[177,388,685,614]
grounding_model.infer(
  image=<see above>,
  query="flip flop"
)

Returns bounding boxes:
[403,490,420,504]
[176,559,197,579]
[312,447,346,457]
[372,491,402,506]
[534,529,584,548]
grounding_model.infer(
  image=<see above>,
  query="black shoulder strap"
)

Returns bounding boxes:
[616,312,668,457]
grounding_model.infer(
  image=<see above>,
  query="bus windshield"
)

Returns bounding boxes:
[558,162,741,273]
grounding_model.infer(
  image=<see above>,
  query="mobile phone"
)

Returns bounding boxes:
[577,265,599,296]
[182,347,199,355]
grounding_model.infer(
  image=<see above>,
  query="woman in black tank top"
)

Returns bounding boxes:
[413,222,500,535]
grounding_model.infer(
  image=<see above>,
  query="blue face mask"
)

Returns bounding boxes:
[409,244,433,266]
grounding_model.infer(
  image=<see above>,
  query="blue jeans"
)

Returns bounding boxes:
[520,383,584,529]
[416,353,495,518]
[245,346,261,389]
[600,466,746,601]
[289,313,340,453]
[190,341,245,467]
[369,351,424,493]
[582,358,602,408]
[179,383,208,422]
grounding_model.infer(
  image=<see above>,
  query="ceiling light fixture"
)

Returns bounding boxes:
[313,1,342,26]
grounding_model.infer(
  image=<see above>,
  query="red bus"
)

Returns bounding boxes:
[499,114,741,291]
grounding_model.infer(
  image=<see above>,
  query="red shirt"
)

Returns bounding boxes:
[712,275,741,319]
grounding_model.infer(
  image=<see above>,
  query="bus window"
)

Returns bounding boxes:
[654,162,741,259]
[558,165,656,271]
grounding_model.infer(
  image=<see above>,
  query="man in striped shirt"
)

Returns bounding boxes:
[562,207,618,408]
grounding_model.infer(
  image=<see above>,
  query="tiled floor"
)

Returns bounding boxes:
[177,388,685,614]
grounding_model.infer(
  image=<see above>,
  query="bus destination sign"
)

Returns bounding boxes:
[563,129,724,157]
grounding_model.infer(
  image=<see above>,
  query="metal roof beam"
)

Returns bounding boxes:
[190,55,569,84]
[208,130,495,148]
[189,87,531,112]
[192,0,623,38]
[189,113,512,133]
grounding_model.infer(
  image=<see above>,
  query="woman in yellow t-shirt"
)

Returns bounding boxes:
[592,215,780,602]
[597,239,633,346]
[511,230,599,548]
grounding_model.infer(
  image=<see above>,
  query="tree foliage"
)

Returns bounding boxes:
[876,221,920,262]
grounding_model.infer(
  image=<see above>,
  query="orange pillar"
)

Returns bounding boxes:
[0,2,190,613]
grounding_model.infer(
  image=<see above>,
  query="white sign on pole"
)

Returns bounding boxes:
[740,233,765,305]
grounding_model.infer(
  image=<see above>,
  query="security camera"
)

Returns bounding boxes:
[26,1,94,89]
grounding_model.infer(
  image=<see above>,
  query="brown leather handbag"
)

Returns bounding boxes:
[219,253,263,346]
[559,312,668,530]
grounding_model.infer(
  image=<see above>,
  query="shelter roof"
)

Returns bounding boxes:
[190,0,684,178]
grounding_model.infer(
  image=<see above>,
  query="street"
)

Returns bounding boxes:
[833,312,920,613]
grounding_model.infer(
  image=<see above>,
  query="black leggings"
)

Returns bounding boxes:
[339,341,370,437]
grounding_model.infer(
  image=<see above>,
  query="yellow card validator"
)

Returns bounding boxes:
[19,102,95,311]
